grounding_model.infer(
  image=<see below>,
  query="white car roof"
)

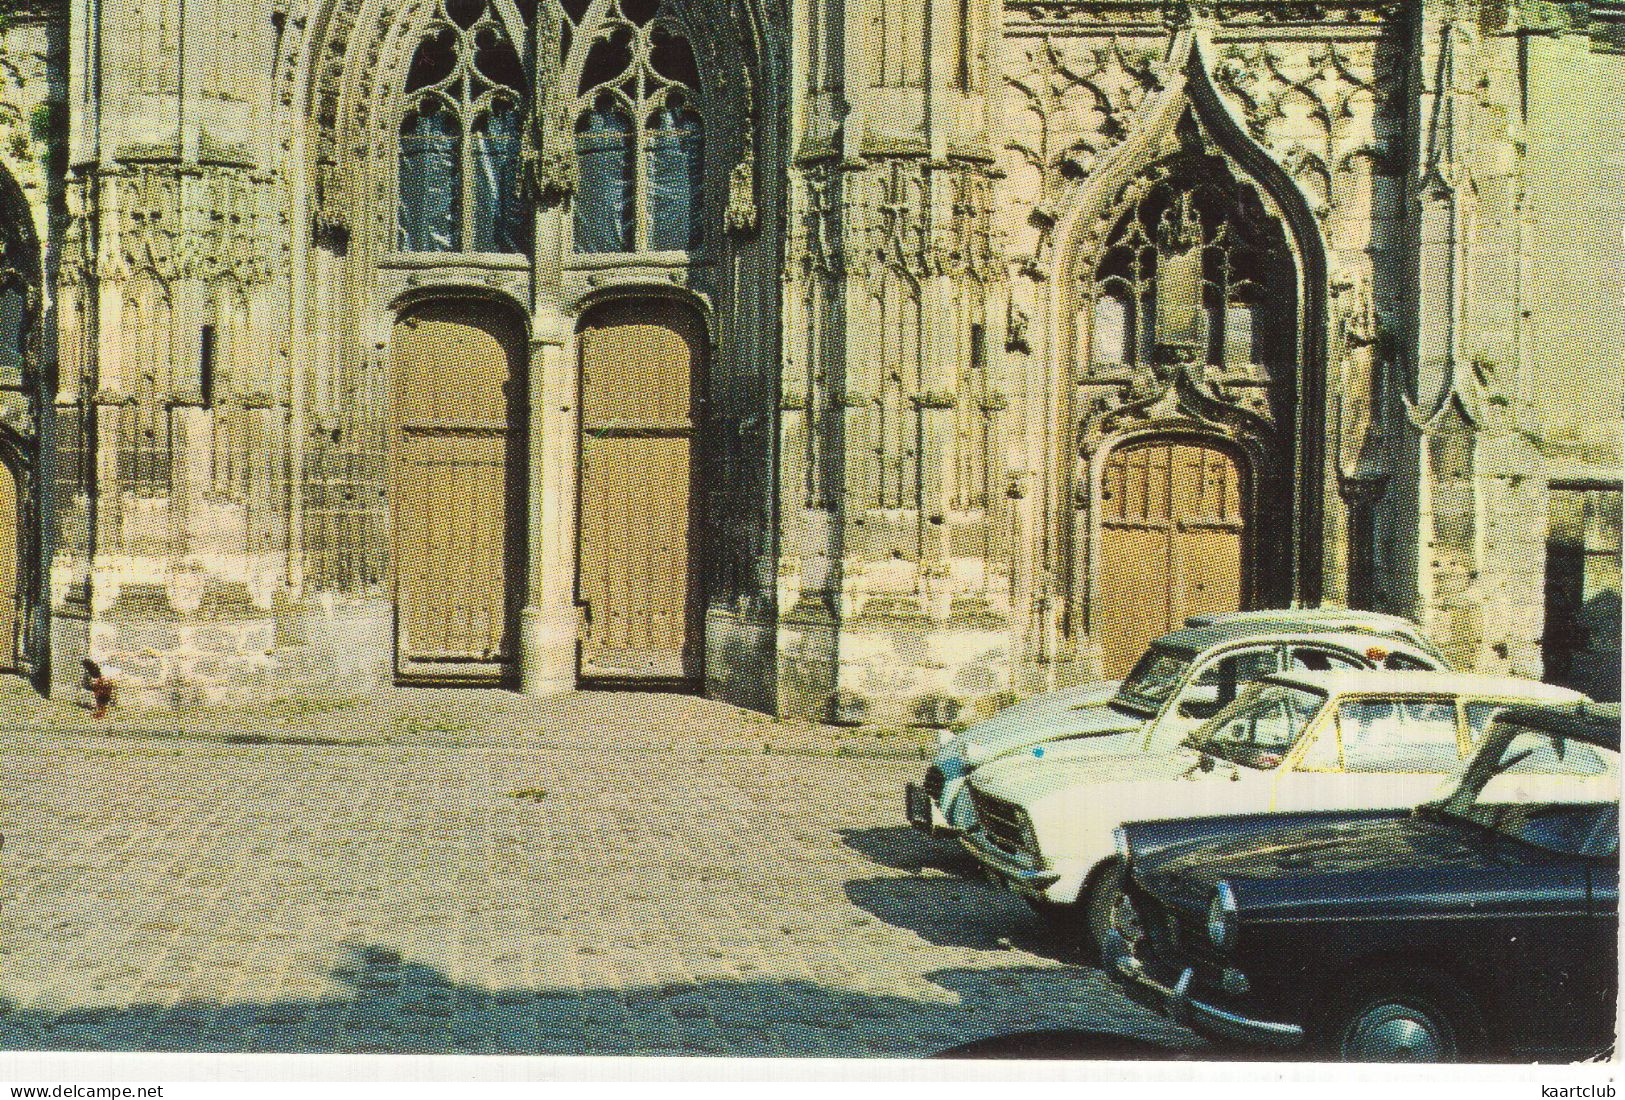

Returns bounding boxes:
[1263,668,1588,701]
[1154,623,1437,656]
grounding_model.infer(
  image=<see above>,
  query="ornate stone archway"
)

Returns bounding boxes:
[1047,40,1328,677]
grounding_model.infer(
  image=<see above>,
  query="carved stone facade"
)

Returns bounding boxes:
[0,0,1611,715]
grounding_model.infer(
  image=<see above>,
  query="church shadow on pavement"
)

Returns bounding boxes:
[0,945,1203,1059]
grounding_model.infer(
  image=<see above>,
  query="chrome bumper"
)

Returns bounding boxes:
[962,826,1060,894]
[905,783,963,838]
[1105,931,1305,1048]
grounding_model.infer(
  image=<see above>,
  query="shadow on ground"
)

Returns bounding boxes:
[837,826,980,876]
[933,1029,1213,1060]
[843,873,1071,962]
[0,946,1200,1059]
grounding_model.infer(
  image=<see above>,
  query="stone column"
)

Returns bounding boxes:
[518,303,576,697]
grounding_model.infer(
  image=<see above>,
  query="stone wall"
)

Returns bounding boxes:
[6,0,1622,715]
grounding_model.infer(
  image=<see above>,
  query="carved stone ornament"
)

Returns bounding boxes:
[521,107,576,207]
[725,150,759,236]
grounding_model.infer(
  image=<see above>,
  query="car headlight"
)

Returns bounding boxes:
[1207,881,1238,951]
[934,746,968,780]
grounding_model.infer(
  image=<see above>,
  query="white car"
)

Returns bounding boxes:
[905,614,1447,839]
[961,670,1587,958]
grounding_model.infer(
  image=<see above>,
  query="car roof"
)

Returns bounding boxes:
[1491,700,1621,750]
[1186,608,1424,631]
[1260,668,1589,701]
[1152,620,1436,654]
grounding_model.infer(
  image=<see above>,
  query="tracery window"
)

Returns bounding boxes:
[398,0,529,253]
[1089,159,1294,372]
[570,0,704,253]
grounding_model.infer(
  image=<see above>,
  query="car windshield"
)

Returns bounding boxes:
[1113,647,1194,713]
[1185,681,1326,769]
[1427,720,1621,858]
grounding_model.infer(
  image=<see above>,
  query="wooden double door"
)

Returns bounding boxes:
[1096,438,1248,677]
[391,300,525,680]
[577,300,702,684]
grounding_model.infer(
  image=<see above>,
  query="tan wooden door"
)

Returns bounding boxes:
[1096,439,1245,677]
[578,300,701,682]
[392,302,521,677]
[0,461,17,670]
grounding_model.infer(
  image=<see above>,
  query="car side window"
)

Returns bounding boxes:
[1385,651,1434,671]
[1464,701,1502,744]
[1295,716,1343,771]
[1179,647,1279,719]
[1337,697,1463,773]
[1288,647,1365,673]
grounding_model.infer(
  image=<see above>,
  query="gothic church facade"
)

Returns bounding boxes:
[0,0,1615,719]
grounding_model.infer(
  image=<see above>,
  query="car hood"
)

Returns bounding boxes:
[955,690,1144,767]
[970,748,1209,808]
[1135,814,1555,917]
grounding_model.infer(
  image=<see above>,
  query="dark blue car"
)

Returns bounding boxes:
[1107,700,1620,1062]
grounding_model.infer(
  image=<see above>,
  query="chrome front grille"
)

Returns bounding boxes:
[970,789,1030,856]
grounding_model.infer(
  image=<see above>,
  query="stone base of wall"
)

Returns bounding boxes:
[48,597,392,710]
[778,592,1018,727]
[704,603,777,714]
[776,597,838,721]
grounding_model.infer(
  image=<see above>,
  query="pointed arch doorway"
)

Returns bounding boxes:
[1070,98,1315,680]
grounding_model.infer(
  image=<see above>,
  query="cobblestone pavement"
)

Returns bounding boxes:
[0,687,1201,1058]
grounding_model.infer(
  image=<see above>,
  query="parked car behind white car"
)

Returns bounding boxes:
[906,612,1446,840]
[961,670,1587,958]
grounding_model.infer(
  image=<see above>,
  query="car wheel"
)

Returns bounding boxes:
[1082,860,1131,964]
[1325,974,1484,1063]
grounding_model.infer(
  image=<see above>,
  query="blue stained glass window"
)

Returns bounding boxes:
[646,102,703,251]
[575,99,636,253]
[471,102,529,252]
[399,103,463,252]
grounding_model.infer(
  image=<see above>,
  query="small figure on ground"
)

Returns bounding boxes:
[81,658,117,718]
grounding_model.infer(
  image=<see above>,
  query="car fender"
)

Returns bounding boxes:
[941,775,977,832]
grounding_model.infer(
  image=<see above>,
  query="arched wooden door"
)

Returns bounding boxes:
[1096,438,1247,677]
[577,299,702,684]
[391,300,525,680]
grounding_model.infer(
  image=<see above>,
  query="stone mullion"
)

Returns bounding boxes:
[93,228,126,555]
[518,304,574,697]
[916,265,955,610]
[778,278,808,510]
[977,312,1006,583]
[835,264,867,516]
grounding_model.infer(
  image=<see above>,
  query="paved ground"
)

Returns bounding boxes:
[0,684,1200,1058]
